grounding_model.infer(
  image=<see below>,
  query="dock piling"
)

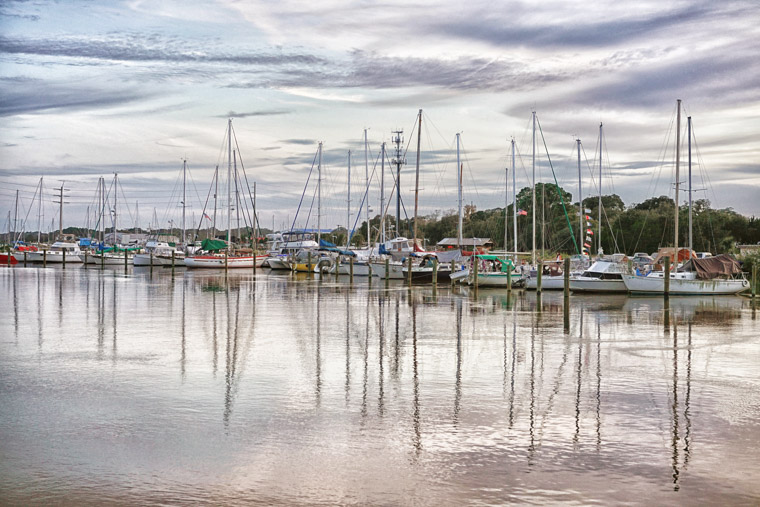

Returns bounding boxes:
[664,257,671,297]
[536,260,543,294]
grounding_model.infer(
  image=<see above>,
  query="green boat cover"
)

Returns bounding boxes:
[200,238,228,251]
[473,254,515,273]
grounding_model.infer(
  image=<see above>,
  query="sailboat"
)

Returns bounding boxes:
[399,109,457,283]
[185,118,264,269]
[622,100,749,295]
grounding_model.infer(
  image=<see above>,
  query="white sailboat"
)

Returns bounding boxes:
[622,100,748,295]
[185,118,261,269]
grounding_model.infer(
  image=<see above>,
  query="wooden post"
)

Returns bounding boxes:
[43,249,47,267]
[350,256,354,281]
[432,258,438,289]
[473,255,479,289]
[536,260,543,294]
[149,252,153,270]
[62,248,66,268]
[367,260,372,286]
[506,262,512,294]
[385,257,389,281]
[24,251,27,267]
[664,256,670,297]
[564,257,570,299]
[407,256,413,287]
[124,249,128,272]
[253,251,257,275]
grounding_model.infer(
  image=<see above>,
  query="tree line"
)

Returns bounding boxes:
[353,183,760,257]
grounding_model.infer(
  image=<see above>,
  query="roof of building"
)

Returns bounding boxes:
[436,237,493,247]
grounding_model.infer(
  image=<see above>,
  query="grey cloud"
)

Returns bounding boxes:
[218,110,292,118]
[434,4,711,49]
[0,34,325,66]
[0,78,152,116]
[281,139,316,146]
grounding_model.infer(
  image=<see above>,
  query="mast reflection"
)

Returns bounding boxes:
[378,291,385,417]
[412,295,421,456]
[671,321,680,490]
[454,297,462,425]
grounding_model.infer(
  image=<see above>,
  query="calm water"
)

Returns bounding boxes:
[1,266,759,505]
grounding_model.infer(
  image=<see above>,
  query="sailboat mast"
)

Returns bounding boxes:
[234,150,240,245]
[380,142,386,244]
[213,165,218,237]
[182,158,187,246]
[504,162,508,255]
[37,178,43,244]
[58,181,64,240]
[364,129,369,248]
[512,138,517,261]
[12,189,18,243]
[577,138,583,256]
[688,115,692,252]
[347,150,351,248]
[100,177,105,244]
[457,132,462,249]
[597,123,602,255]
[227,118,232,249]
[113,174,117,245]
[531,111,536,265]
[674,99,681,263]
[317,141,322,244]
[413,109,422,245]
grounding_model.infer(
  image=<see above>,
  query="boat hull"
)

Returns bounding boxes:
[27,251,83,263]
[133,253,185,267]
[622,274,749,295]
[81,253,132,265]
[328,261,371,276]
[525,275,565,290]
[569,277,627,293]
[470,272,522,288]
[184,255,257,269]
[369,261,405,279]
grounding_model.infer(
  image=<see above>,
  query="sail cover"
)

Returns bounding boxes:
[200,238,228,251]
[681,254,742,280]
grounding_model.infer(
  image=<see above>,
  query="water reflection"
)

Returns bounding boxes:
[0,268,758,505]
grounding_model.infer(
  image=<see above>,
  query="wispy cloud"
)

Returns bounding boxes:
[218,110,291,118]
[0,77,152,116]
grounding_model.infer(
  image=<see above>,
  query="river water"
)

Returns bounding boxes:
[1,266,759,505]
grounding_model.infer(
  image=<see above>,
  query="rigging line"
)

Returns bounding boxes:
[290,148,319,233]
[347,149,383,244]
[231,128,261,238]
[536,115,579,255]
[193,168,217,239]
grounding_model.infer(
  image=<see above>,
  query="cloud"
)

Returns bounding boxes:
[0,77,153,116]
[281,139,316,146]
[218,110,291,118]
[0,34,325,66]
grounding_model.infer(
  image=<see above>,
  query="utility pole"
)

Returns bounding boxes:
[53,181,69,240]
[391,129,405,237]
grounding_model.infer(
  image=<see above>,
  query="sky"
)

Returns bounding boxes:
[1,0,759,237]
